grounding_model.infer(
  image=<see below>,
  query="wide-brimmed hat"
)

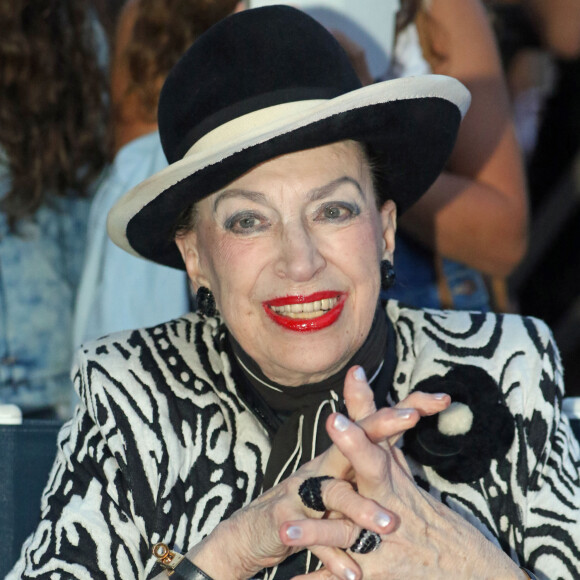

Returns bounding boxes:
[108,4,470,269]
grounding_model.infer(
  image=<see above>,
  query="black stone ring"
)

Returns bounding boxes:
[298,475,334,512]
[349,529,382,554]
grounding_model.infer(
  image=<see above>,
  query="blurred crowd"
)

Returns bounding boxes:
[1,0,579,421]
[486,0,580,393]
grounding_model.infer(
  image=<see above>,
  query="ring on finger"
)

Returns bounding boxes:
[349,528,382,554]
[298,475,334,512]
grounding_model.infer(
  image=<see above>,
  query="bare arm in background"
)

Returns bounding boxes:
[525,0,580,59]
[399,0,528,277]
[110,0,158,154]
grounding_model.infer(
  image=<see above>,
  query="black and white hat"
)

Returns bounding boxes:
[108,4,470,269]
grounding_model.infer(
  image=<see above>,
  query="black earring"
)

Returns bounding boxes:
[196,286,216,317]
[380,260,396,291]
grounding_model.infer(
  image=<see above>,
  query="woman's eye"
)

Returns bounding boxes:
[316,202,359,222]
[224,212,268,233]
[239,216,259,229]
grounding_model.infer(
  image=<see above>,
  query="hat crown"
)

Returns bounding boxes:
[158,5,362,163]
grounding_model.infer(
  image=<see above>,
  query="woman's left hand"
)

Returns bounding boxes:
[317,365,451,483]
[283,407,526,579]
[344,366,451,445]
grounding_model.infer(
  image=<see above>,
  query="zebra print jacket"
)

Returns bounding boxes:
[9,301,580,579]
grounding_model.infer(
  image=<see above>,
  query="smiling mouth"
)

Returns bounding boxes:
[263,292,346,331]
[269,296,340,319]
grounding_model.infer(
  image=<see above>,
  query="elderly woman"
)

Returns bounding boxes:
[10,6,580,580]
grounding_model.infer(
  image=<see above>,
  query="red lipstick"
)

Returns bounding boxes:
[262,292,346,332]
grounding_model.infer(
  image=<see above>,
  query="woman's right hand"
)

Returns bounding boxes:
[182,367,449,580]
[189,454,391,579]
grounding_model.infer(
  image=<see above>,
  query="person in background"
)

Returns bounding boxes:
[484,0,580,162]
[346,0,529,312]
[523,0,580,59]
[0,0,108,418]
[73,0,244,346]
[486,0,580,394]
[91,0,128,45]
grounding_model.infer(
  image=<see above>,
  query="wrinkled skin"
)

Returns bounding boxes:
[174,368,451,580]
[283,373,526,580]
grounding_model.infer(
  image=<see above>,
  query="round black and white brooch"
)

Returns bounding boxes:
[402,364,515,483]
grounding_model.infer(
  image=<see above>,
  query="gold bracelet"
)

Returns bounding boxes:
[152,543,185,575]
[152,543,214,579]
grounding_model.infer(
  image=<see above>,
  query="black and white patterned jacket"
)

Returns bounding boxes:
[9,302,580,579]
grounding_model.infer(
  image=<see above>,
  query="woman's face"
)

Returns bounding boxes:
[176,141,397,385]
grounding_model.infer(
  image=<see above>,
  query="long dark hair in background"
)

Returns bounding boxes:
[121,0,240,123]
[0,0,108,228]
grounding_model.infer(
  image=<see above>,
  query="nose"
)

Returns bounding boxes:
[274,220,326,282]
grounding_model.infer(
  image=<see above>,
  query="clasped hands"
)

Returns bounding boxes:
[277,365,450,580]
[191,366,524,580]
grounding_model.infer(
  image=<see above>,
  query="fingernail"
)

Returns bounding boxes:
[395,408,414,419]
[433,393,448,400]
[353,366,366,382]
[286,525,302,540]
[334,413,350,432]
[345,569,357,580]
[374,511,392,528]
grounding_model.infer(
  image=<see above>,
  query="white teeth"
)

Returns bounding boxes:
[270,297,339,316]
[286,311,323,319]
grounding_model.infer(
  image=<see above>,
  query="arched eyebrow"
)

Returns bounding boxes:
[307,176,364,202]
[212,175,364,214]
[212,189,266,214]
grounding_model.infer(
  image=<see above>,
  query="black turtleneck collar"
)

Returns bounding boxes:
[227,303,397,434]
